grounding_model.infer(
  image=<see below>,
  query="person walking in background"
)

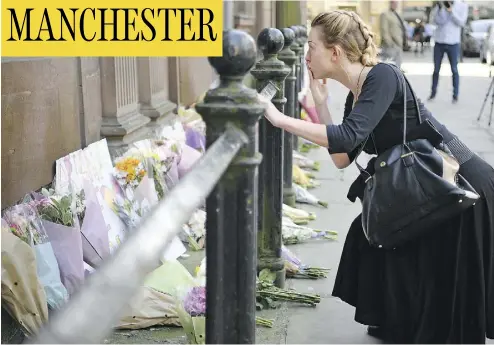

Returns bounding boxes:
[429,0,468,103]
[380,1,405,68]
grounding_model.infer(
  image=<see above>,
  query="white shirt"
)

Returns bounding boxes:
[432,1,469,45]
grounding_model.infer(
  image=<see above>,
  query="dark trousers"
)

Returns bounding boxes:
[431,43,460,98]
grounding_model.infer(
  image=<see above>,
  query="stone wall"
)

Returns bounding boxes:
[1,57,176,208]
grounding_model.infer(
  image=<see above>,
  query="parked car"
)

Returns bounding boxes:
[480,24,494,65]
[462,19,494,57]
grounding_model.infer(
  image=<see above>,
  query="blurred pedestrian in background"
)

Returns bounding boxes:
[380,1,406,68]
[429,0,468,103]
[413,20,426,54]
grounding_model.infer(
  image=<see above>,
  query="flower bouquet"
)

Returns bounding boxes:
[178,144,203,180]
[256,269,321,310]
[282,245,330,279]
[112,187,150,229]
[282,216,338,245]
[176,286,206,344]
[180,209,206,251]
[126,142,173,200]
[153,138,180,188]
[3,204,69,309]
[114,155,147,191]
[27,189,86,296]
[111,169,186,262]
[1,218,49,337]
[293,151,320,171]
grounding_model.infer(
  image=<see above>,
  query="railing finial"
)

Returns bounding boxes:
[208,29,257,79]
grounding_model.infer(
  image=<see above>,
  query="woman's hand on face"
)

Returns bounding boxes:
[309,69,329,106]
[257,93,285,127]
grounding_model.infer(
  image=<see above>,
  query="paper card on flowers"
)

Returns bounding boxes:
[161,236,187,262]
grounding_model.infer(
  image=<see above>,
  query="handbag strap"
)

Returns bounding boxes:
[397,66,422,145]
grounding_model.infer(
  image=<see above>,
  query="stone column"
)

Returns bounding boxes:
[137,57,176,131]
[100,57,150,152]
[278,28,297,207]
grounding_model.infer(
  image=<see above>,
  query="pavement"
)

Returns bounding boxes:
[105,50,494,344]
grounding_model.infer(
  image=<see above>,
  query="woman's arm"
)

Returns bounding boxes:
[271,64,398,156]
[313,97,351,169]
[315,100,333,125]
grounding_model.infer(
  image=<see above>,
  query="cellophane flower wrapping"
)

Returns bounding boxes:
[112,151,156,228]
[184,126,206,154]
[178,144,202,180]
[180,209,206,250]
[175,286,206,344]
[112,148,187,262]
[24,189,85,296]
[3,204,69,309]
[126,141,174,200]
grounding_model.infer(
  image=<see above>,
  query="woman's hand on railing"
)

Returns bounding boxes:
[257,93,286,128]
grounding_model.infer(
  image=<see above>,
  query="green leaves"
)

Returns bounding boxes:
[38,194,80,227]
[258,269,276,284]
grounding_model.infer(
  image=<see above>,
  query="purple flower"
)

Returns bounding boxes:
[183,286,206,317]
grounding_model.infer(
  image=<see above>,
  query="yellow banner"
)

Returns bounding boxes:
[2,0,223,57]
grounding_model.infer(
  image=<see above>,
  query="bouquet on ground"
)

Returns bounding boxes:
[299,138,320,153]
[256,269,321,310]
[112,187,150,229]
[152,138,181,189]
[3,204,69,309]
[282,204,316,225]
[128,140,177,199]
[1,218,49,337]
[293,164,320,189]
[112,159,187,262]
[180,209,206,251]
[176,286,206,344]
[293,151,320,171]
[282,216,338,245]
[282,245,330,279]
[112,153,156,227]
[293,183,328,208]
[26,188,86,296]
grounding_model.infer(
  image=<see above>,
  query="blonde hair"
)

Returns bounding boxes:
[311,10,379,66]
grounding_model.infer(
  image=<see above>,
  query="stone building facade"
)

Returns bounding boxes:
[1,1,306,207]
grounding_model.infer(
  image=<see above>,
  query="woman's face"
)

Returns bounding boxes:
[305,26,337,79]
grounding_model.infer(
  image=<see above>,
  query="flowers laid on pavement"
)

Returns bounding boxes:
[256,269,321,310]
[282,245,330,279]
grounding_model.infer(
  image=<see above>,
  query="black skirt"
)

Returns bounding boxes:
[332,154,494,344]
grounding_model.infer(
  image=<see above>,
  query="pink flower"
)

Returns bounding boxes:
[183,286,206,316]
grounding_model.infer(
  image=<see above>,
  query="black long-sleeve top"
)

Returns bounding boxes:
[326,62,455,163]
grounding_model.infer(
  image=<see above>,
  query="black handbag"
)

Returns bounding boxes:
[354,69,480,250]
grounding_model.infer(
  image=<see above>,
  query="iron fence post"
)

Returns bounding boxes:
[250,28,290,289]
[277,28,297,207]
[195,29,264,344]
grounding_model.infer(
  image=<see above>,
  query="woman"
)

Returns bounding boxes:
[258,10,494,344]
